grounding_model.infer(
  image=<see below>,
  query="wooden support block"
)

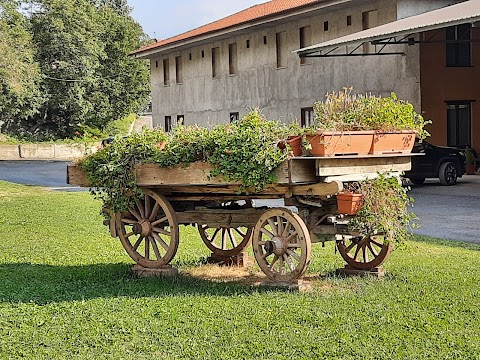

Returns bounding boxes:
[336,265,385,278]
[132,264,179,278]
[207,252,254,268]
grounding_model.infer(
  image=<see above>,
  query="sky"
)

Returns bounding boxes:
[128,0,265,40]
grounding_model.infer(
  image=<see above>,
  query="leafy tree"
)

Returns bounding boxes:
[0,0,42,132]
[6,0,150,139]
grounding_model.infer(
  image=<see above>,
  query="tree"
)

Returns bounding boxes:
[8,0,150,139]
[0,0,42,133]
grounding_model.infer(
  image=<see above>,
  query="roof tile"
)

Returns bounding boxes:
[134,0,317,54]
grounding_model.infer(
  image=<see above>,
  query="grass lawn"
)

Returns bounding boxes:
[0,181,479,359]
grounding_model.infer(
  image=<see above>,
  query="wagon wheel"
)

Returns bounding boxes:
[252,208,312,281]
[197,200,253,257]
[336,235,393,270]
[116,189,179,268]
[198,225,253,257]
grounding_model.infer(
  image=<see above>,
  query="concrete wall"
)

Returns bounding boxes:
[150,0,426,128]
[0,143,99,161]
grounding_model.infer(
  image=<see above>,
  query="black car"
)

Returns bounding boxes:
[405,141,466,185]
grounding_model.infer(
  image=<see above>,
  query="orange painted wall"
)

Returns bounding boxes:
[420,28,480,154]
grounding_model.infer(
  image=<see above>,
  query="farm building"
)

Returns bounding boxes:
[133,0,480,153]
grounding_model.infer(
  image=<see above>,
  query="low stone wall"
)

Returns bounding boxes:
[0,143,99,161]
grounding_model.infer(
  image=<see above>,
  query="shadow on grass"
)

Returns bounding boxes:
[0,262,298,305]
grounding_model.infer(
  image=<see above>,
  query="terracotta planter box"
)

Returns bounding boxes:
[370,131,416,155]
[306,131,374,157]
[337,193,363,215]
[466,164,476,175]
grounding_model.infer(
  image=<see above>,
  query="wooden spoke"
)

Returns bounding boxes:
[260,227,274,239]
[121,218,136,224]
[252,208,311,281]
[152,233,170,252]
[133,236,144,251]
[151,216,168,227]
[149,203,160,221]
[233,228,246,237]
[135,199,145,219]
[144,195,151,219]
[152,227,171,236]
[337,235,393,270]
[228,229,238,248]
[150,236,162,260]
[129,208,141,221]
[116,190,179,268]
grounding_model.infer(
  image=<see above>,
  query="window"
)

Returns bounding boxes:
[246,39,250,48]
[165,116,172,132]
[202,50,205,58]
[362,10,378,53]
[446,24,471,67]
[189,53,192,61]
[230,112,239,122]
[175,56,183,84]
[155,60,158,68]
[163,58,170,86]
[229,43,238,75]
[347,15,352,26]
[324,21,329,32]
[276,32,287,68]
[263,36,267,45]
[212,47,220,78]
[301,108,314,127]
[299,26,312,65]
[447,102,471,147]
[177,115,184,124]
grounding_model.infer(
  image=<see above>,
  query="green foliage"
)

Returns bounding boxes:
[313,87,430,139]
[80,129,169,212]
[0,0,43,125]
[2,0,150,140]
[206,110,290,192]
[1,181,480,359]
[81,110,293,212]
[349,174,417,244]
[464,147,475,165]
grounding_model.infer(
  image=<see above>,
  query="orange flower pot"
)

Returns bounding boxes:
[286,136,303,156]
[370,131,416,154]
[337,193,364,215]
[306,131,374,156]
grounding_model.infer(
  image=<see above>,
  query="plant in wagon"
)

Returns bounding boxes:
[337,174,417,270]
[308,88,430,156]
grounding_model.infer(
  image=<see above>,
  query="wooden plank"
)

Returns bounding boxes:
[67,164,90,186]
[320,172,403,183]
[136,161,319,187]
[315,156,411,176]
[176,208,265,226]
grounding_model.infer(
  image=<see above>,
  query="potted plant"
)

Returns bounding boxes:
[309,88,429,156]
[465,147,476,175]
[347,174,416,245]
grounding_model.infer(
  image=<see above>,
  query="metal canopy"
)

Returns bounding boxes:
[295,0,480,58]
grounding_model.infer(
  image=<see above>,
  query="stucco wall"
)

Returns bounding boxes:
[150,0,422,128]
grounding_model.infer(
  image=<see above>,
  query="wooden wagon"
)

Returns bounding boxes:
[67,153,413,281]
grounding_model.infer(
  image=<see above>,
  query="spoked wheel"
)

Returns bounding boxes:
[198,225,253,257]
[252,208,311,281]
[116,189,179,268]
[198,200,253,257]
[336,235,393,270]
